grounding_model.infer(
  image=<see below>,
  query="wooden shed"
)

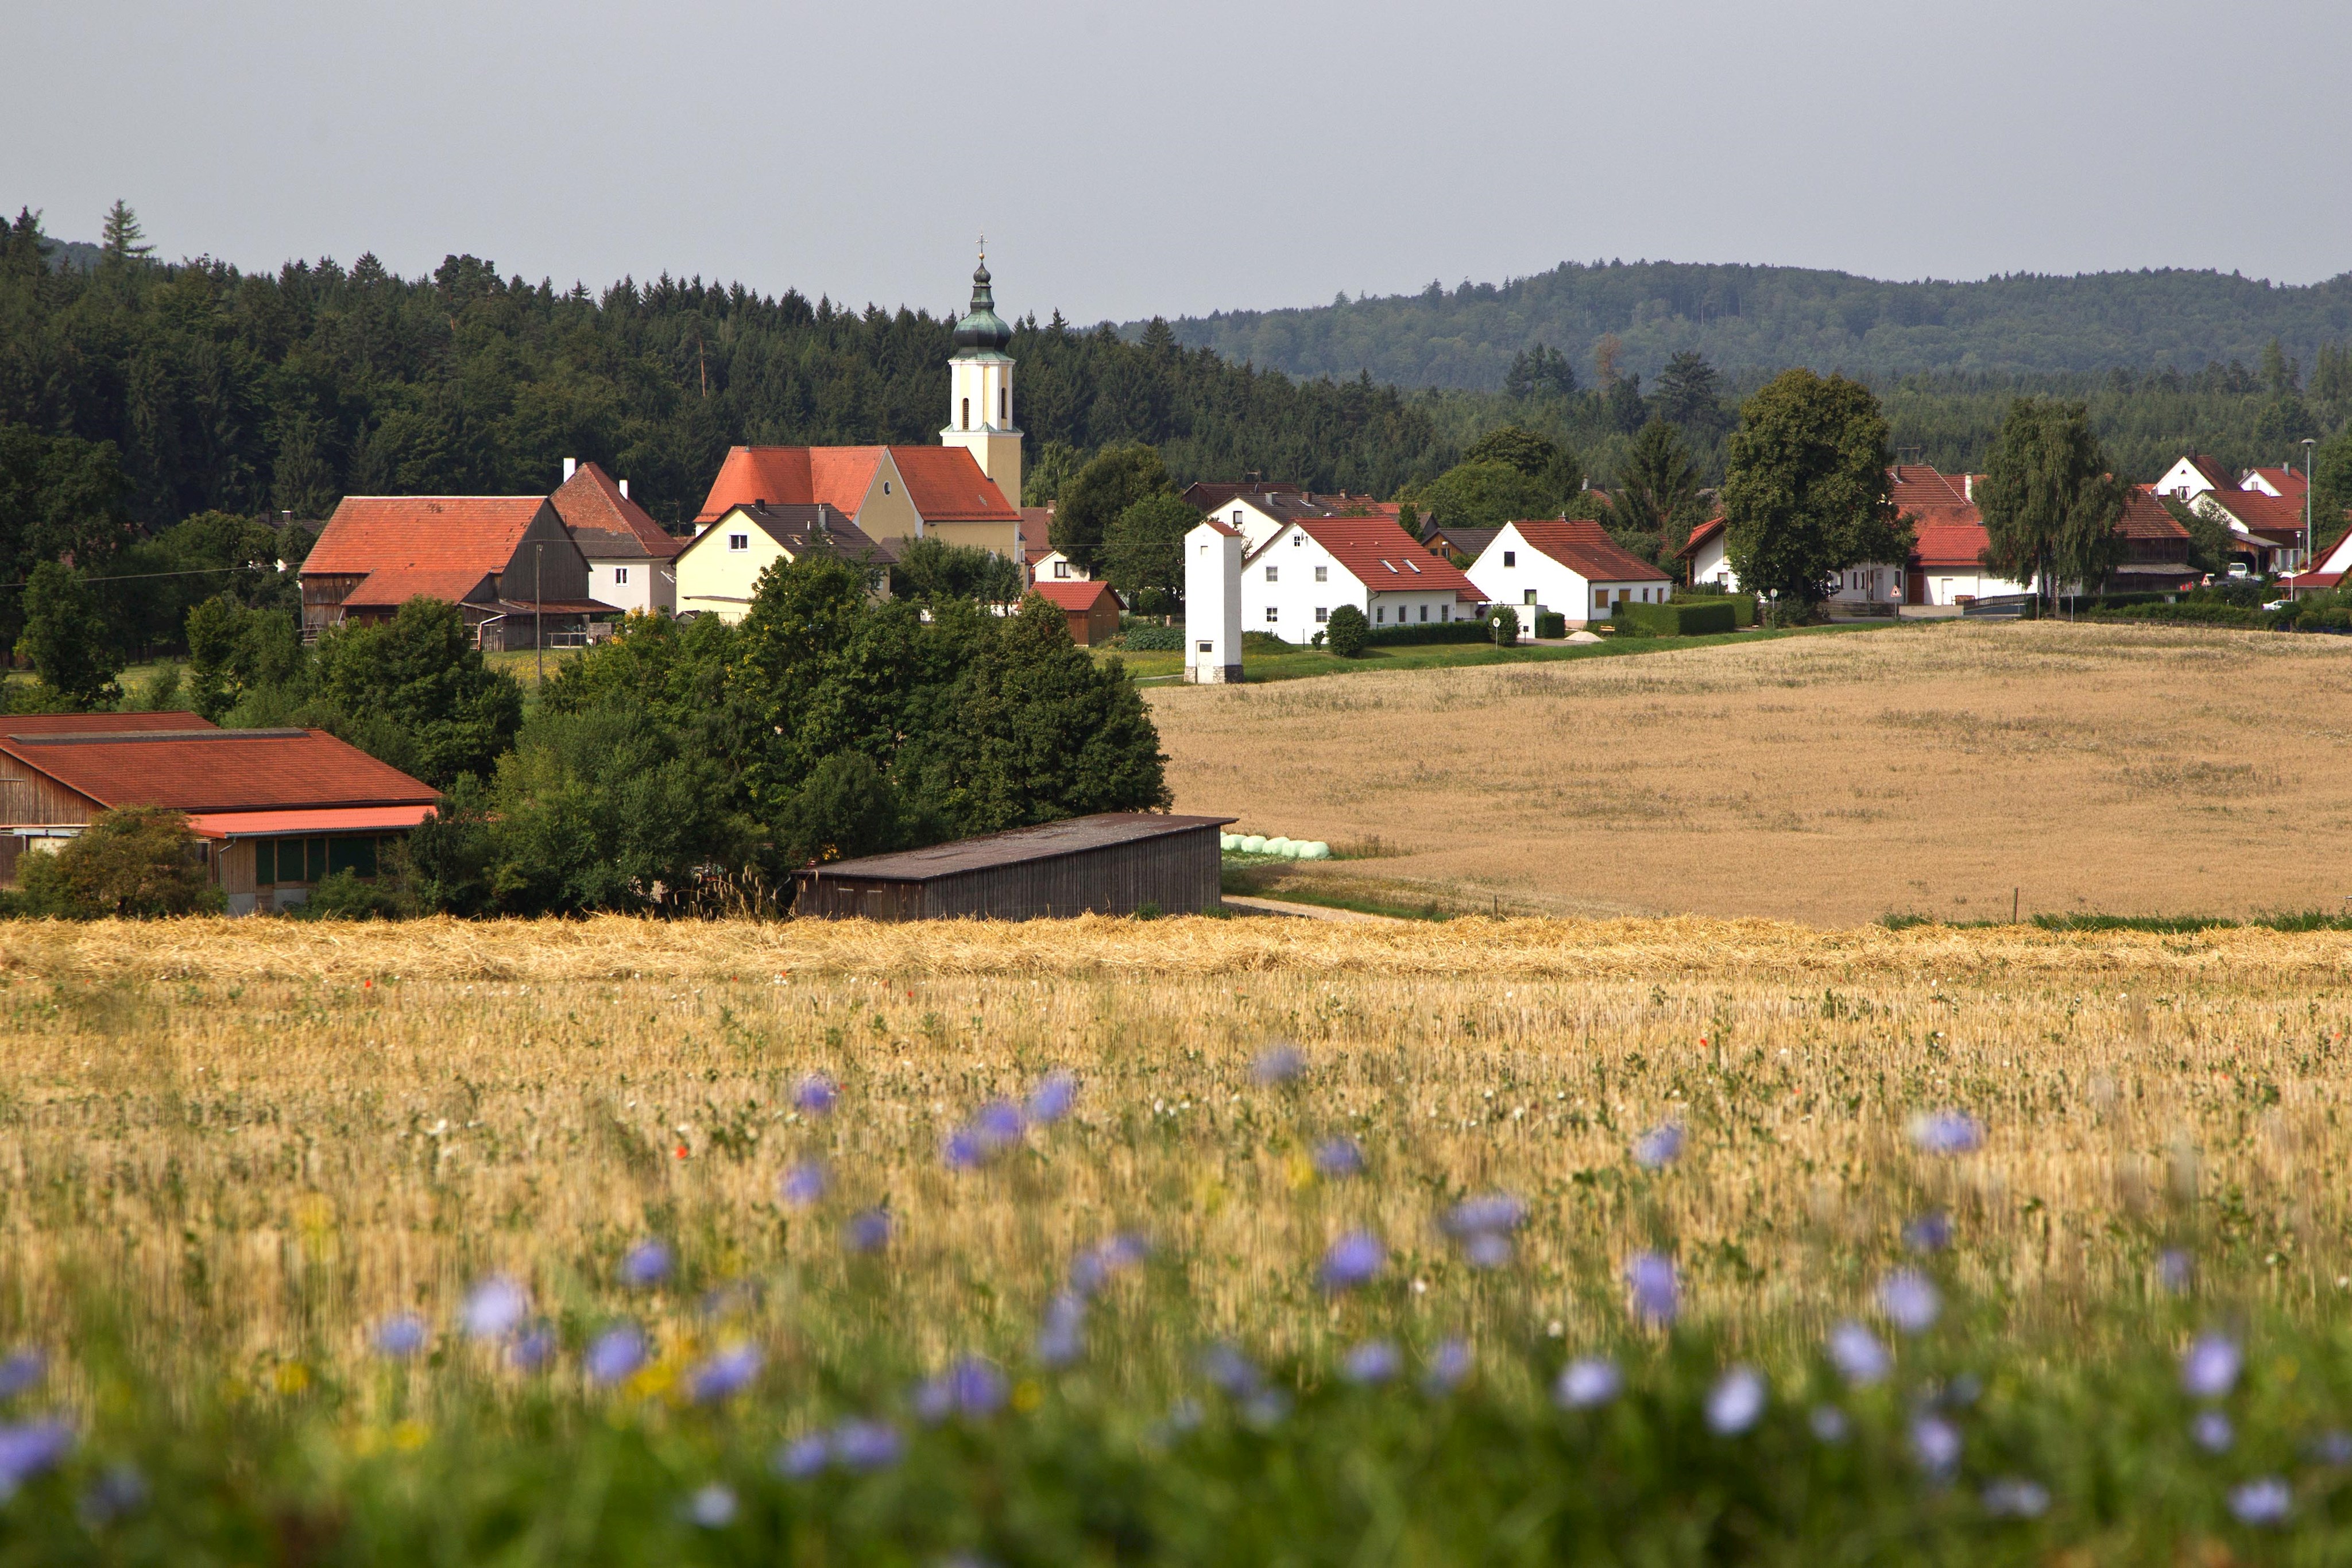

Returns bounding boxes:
[1029,580,1123,645]
[792,813,1233,921]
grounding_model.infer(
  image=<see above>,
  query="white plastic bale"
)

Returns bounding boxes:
[1298,842,1330,861]
[1240,835,1267,854]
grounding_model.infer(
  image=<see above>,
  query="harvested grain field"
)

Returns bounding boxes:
[1147,620,2352,926]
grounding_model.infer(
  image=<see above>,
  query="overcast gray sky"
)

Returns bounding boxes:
[11,1,2348,326]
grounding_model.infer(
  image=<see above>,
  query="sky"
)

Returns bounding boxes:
[10,0,2349,327]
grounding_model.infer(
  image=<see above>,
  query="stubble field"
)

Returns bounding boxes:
[1146,621,2352,925]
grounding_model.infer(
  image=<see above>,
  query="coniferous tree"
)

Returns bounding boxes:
[98,201,152,265]
[1615,419,1704,562]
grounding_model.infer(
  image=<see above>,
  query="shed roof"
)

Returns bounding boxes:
[2117,486,2192,541]
[795,813,1235,884]
[303,496,553,579]
[888,447,1019,521]
[552,462,680,561]
[0,711,215,734]
[1030,579,1119,611]
[1911,517,1994,570]
[341,567,498,609]
[185,804,441,839]
[0,728,439,815]
[1507,518,1672,583]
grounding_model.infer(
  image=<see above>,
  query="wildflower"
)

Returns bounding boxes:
[919,1357,1007,1422]
[684,1483,738,1529]
[1035,1294,1087,1368]
[2191,1410,2234,1453]
[1442,1194,1527,1237]
[76,1463,147,1527]
[0,1419,72,1498]
[1809,1405,1851,1443]
[1632,1122,1684,1170]
[1981,1477,2051,1519]
[0,1351,43,1399]
[1878,1270,1941,1335]
[1199,1343,1263,1398]
[1827,1321,1891,1386]
[2308,1430,2352,1465]
[583,1325,647,1385]
[792,1074,838,1116]
[942,1130,987,1170]
[1313,1137,1365,1178]
[1340,1339,1402,1385]
[1027,1070,1078,1124]
[619,1239,673,1289]
[1241,1388,1292,1428]
[1463,1233,1513,1269]
[970,1100,1025,1151]
[1251,1044,1306,1085]
[843,1209,892,1253]
[780,1160,827,1209]
[1069,1233,1150,1296]
[1422,1338,1473,1395]
[461,1276,528,1342]
[509,1325,557,1373]
[1910,1414,1962,1480]
[687,1343,763,1403]
[1902,1211,1953,1252]
[2158,1249,2194,1293]
[1554,1357,1622,1410]
[1909,1110,1983,1155]
[774,1433,830,1480]
[1626,1253,1678,1327]
[373,1313,428,1359]
[2180,1333,2242,1400]
[1318,1232,1386,1292]
[2228,1476,2292,1527]
[1705,1366,1767,1435]
[831,1419,903,1472]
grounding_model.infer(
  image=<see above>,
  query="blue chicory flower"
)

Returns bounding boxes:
[1554,1357,1622,1410]
[1626,1252,1678,1327]
[583,1324,647,1385]
[1443,1194,1527,1236]
[774,1433,831,1480]
[1809,1405,1851,1443]
[1251,1044,1306,1085]
[2181,1333,2242,1400]
[1318,1232,1386,1292]
[1463,1233,1513,1269]
[0,1351,43,1399]
[831,1419,903,1472]
[461,1276,527,1342]
[1705,1366,1768,1435]
[619,1238,673,1289]
[1827,1321,1891,1386]
[684,1483,737,1528]
[2159,1248,2195,1293]
[2308,1430,2352,1466]
[1422,1338,1473,1395]
[1902,1211,1953,1252]
[2192,1410,2234,1453]
[780,1160,827,1208]
[1036,1293,1087,1368]
[1982,1477,2051,1519]
[0,1419,72,1498]
[509,1325,558,1373]
[1910,1110,1984,1155]
[918,1356,1008,1423]
[1199,1343,1263,1398]
[373,1313,427,1359]
[2229,1476,2292,1527]
[1879,1269,1942,1335]
[844,1209,892,1253]
[792,1074,838,1116]
[76,1463,146,1527]
[687,1343,763,1403]
[1633,1122,1684,1170]
[1911,1414,1962,1480]
[1340,1339,1401,1385]
[970,1099,1026,1151]
[1313,1137,1365,1178]
[1027,1070,1078,1124]
[1241,1388,1292,1428]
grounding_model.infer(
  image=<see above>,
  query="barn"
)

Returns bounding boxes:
[1029,580,1123,645]
[792,813,1233,921]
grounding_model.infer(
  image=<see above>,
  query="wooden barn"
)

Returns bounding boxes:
[1029,579,1123,645]
[792,813,1233,921]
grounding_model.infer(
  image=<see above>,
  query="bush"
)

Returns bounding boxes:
[289,868,411,921]
[1117,624,1183,651]
[13,806,225,918]
[1534,611,1566,639]
[1486,606,1519,644]
[1681,591,1759,628]
[1360,621,1492,648]
[2086,602,2264,628]
[1614,599,1737,636]
[1325,605,1370,657]
[1240,630,1292,653]
[1762,598,1815,629]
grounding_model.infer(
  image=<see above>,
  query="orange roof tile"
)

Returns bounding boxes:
[185,804,440,839]
[694,447,887,524]
[0,711,215,735]
[884,447,1018,521]
[341,567,498,608]
[1911,517,1993,570]
[1508,518,1672,583]
[2199,486,2311,540]
[303,497,552,579]
[1673,516,1726,560]
[1292,516,1490,601]
[2246,466,2310,501]
[0,729,438,816]
[1888,465,1967,508]
[552,462,680,561]
[1030,580,1119,611]
[2118,486,2192,542]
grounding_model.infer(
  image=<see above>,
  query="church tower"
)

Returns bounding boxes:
[942,250,1022,509]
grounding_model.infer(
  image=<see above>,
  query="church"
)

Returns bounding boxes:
[679,258,1027,620]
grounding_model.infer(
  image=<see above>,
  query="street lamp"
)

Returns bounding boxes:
[2303,437,2319,593]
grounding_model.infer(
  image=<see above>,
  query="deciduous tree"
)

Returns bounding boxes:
[1976,398,2125,606]
[1720,370,1911,607]
[1052,444,1173,571]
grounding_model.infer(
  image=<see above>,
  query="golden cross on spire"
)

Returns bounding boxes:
[978,233,986,264]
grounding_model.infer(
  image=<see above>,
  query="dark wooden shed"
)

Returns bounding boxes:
[792,813,1234,921]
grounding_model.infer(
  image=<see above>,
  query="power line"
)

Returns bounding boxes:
[0,564,280,592]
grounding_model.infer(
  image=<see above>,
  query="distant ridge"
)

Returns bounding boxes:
[1143,260,2352,390]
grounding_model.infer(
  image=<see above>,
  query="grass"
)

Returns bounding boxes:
[1106,619,1893,683]
[3,915,2352,1557]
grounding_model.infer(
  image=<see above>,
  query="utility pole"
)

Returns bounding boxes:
[535,541,544,692]
[2303,436,2319,597]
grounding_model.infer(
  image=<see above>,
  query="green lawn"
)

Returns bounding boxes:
[1102,620,1909,683]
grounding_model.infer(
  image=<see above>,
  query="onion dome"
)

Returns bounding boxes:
[951,261,1013,354]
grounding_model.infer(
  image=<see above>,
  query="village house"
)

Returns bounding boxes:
[1468,518,1671,629]
[672,503,896,622]
[1421,524,1502,566]
[551,459,681,615]
[0,713,440,914]
[300,495,610,649]
[1029,579,1122,645]
[1240,514,1484,639]
[1194,485,1407,555]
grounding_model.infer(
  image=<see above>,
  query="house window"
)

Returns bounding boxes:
[1594,589,1608,609]
[1053,560,1070,578]
[883,481,891,495]
[1523,590,1537,606]
[729,533,748,551]
[613,567,629,585]
[1314,607,1329,622]
[1314,566,1328,582]
[1265,607,1279,622]
[1376,606,1386,624]
[1197,641,1212,653]
[1418,605,1429,622]
[1265,566,1278,582]
[1441,605,1450,622]
[1503,551,1515,567]
[997,388,1007,424]
[961,397,970,430]
[1292,534,1302,547]
[1231,509,1243,525]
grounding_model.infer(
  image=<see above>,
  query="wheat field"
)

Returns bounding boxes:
[1147,621,2352,926]
[5,911,2348,1408]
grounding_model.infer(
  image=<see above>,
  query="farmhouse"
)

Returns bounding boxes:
[1240,515,1484,639]
[1194,485,1409,554]
[300,495,610,649]
[551,459,680,615]
[1030,579,1122,645]
[2109,485,2199,591]
[792,812,1233,921]
[672,503,896,622]
[0,717,440,913]
[1468,518,1670,628]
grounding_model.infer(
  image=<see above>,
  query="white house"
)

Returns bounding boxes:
[1185,518,1243,682]
[1467,519,1672,630]
[1239,516,1484,641]
[2153,454,2237,503]
[1677,517,1735,590]
[672,502,895,622]
[551,459,680,615]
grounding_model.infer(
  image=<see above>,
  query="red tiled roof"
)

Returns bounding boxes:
[1508,518,1672,583]
[341,567,497,608]
[2179,454,2235,492]
[1912,517,1993,570]
[2198,486,2310,540]
[185,804,440,839]
[1292,516,1489,601]
[1888,465,1967,508]
[1030,580,1119,611]
[0,729,439,816]
[886,447,1018,521]
[0,711,215,735]
[303,497,552,579]
[1018,506,1054,544]
[551,462,679,561]
[1673,516,1726,560]
[2118,486,2192,541]
[2246,466,2310,501]
[694,447,887,524]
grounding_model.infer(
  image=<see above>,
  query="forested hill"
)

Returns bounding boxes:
[0,210,1446,533]
[1154,261,2352,390]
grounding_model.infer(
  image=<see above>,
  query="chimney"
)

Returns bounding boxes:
[563,457,577,482]
[618,478,629,500]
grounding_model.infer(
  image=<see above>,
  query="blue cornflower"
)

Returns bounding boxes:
[831,1419,903,1472]
[0,1351,43,1399]
[684,1483,737,1529]
[0,1419,72,1498]
[1251,1044,1306,1085]
[461,1275,527,1342]
[1422,1338,1473,1395]
[2191,1410,2234,1453]
[620,1238,673,1289]
[942,1129,987,1170]
[773,1433,830,1480]
[373,1313,428,1359]
[1910,1414,1962,1481]
[1554,1357,1622,1410]
[1241,1388,1292,1428]
[583,1324,647,1385]
[780,1160,827,1208]
[2158,1249,2194,1293]
[970,1099,1025,1151]
[1902,1211,1953,1252]
[1463,1232,1513,1269]
[1910,1110,1984,1155]
[1199,1343,1263,1398]
[843,1209,892,1253]
[2229,1476,2292,1527]
[1632,1122,1684,1170]
[76,1463,148,1527]
[1827,1321,1891,1386]
[1705,1366,1768,1435]
[1340,1339,1401,1385]
[2181,1333,2241,1400]
[1318,1232,1385,1292]
[1626,1252,1678,1327]
[1036,1293,1087,1368]
[1878,1269,1941,1335]
[1313,1137,1365,1178]
[687,1343,763,1403]
[919,1357,1008,1423]
[1027,1070,1078,1124]
[1982,1477,2051,1519]
[792,1074,838,1116]
[1442,1193,1527,1237]
[509,1325,558,1373]
[1809,1405,1851,1443]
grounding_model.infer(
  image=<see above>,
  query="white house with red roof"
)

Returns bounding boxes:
[1240,514,1484,641]
[1467,519,1672,629]
[551,459,680,615]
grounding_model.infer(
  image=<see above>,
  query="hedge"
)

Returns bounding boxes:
[1360,620,1494,648]
[1534,611,1566,639]
[1118,624,1183,651]
[1612,599,1736,636]
[2084,603,2265,629]
[1676,592,1757,629]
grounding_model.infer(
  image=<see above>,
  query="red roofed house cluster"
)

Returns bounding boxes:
[1465,518,1674,628]
[1237,512,1486,639]
[2156,453,2341,579]
[301,494,605,651]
